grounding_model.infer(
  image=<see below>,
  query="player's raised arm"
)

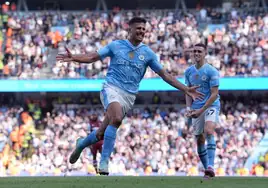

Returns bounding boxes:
[56,42,114,64]
[56,47,100,64]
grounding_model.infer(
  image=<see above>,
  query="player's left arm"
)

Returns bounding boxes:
[147,51,188,92]
[200,69,220,112]
[157,69,189,93]
[201,86,218,112]
[148,52,203,100]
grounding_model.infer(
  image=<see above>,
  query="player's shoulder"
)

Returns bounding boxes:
[204,64,220,81]
[140,43,152,50]
[205,63,219,75]
[185,65,195,75]
[205,63,219,72]
[139,43,154,54]
[137,43,157,61]
[108,39,125,46]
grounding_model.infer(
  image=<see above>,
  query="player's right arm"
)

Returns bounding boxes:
[56,47,100,63]
[56,43,113,64]
[185,69,193,116]
[185,78,193,108]
[71,52,100,63]
[184,69,193,129]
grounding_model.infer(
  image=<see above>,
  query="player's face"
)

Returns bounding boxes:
[91,114,98,121]
[130,23,146,43]
[193,46,206,62]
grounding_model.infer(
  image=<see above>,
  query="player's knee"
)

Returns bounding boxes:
[204,122,215,135]
[205,129,214,136]
[110,115,122,127]
[196,134,205,145]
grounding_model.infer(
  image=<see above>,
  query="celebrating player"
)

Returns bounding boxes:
[185,43,220,179]
[56,17,204,175]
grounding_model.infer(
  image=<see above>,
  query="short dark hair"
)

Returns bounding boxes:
[128,17,146,25]
[194,43,207,50]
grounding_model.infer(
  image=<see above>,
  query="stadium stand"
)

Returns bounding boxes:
[1,10,267,79]
[0,97,267,176]
[0,0,267,179]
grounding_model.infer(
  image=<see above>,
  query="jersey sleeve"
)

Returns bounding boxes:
[148,51,163,73]
[209,68,220,88]
[97,42,114,60]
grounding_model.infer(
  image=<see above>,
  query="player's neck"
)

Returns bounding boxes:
[128,38,141,47]
[195,61,205,69]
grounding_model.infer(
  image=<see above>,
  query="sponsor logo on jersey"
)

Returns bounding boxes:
[128,52,134,59]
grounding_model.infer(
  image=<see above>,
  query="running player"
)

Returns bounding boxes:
[88,113,103,174]
[185,43,220,179]
[56,17,204,175]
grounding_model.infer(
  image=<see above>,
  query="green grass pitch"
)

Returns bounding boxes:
[0,176,268,188]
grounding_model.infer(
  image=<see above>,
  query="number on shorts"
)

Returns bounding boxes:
[207,109,215,116]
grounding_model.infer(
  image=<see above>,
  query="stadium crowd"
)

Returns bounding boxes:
[1,9,267,79]
[0,98,268,176]
[254,151,268,176]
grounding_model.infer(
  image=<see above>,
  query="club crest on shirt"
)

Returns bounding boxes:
[138,55,145,61]
[201,75,207,81]
[128,52,134,59]
[194,74,199,80]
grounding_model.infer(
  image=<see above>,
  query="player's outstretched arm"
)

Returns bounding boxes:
[157,69,204,101]
[185,94,193,112]
[158,69,188,91]
[56,47,100,64]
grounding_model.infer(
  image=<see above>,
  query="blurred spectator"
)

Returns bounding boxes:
[0,100,267,176]
[0,10,267,79]
[253,151,268,176]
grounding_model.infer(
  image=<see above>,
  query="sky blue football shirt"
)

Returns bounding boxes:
[185,63,220,110]
[97,39,163,94]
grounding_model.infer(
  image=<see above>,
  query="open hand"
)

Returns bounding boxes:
[188,108,204,118]
[186,85,205,101]
[56,47,73,62]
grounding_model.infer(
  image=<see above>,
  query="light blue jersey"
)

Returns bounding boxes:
[185,63,220,110]
[97,40,163,94]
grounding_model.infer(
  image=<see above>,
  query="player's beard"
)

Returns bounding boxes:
[129,34,143,45]
[135,32,144,42]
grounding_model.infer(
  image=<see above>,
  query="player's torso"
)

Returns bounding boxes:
[106,40,149,93]
[187,64,220,109]
[188,65,211,94]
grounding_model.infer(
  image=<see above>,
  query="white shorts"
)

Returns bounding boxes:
[192,107,219,136]
[100,83,136,115]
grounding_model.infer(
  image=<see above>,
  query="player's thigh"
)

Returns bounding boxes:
[204,107,219,134]
[100,84,115,112]
[106,102,124,126]
[100,84,128,118]
[100,84,123,126]
[192,112,206,136]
